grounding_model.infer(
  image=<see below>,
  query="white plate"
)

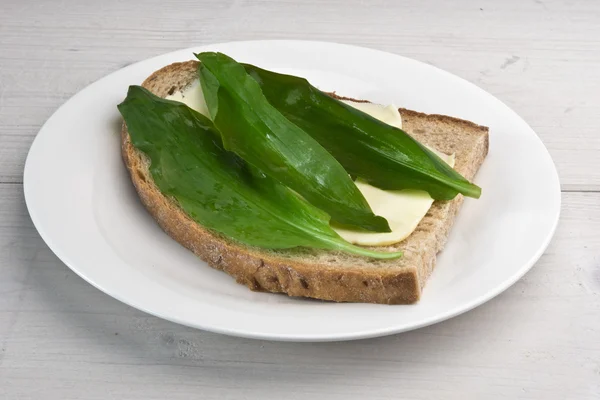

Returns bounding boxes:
[24,40,560,342]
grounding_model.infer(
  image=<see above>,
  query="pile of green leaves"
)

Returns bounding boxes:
[118,86,401,259]
[118,52,481,259]
[196,52,389,232]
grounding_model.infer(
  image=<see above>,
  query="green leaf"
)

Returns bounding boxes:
[244,64,482,200]
[199,64,220,120]
[195,52,391,232]
[117,86,401,259]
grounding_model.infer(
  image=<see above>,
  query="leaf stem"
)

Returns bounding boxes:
[320,236,403,259]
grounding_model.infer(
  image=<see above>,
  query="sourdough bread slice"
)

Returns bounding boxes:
[121,61,489,304]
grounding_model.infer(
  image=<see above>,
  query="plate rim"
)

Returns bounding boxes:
[23,40,562,342]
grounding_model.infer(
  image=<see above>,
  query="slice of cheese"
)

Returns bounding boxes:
[333,151,454,246]
[167,81,454,247]
[340,100,404,131]
[166,79,210,117]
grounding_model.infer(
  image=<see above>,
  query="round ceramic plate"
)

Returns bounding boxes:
[24,41,560,342]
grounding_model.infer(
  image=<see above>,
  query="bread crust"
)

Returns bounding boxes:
[120,61,488,304]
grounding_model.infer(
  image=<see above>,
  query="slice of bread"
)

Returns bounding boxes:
[121,61,489,304]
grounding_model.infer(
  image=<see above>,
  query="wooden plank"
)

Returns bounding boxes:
[1,0,599,188]
[0,182,598,399]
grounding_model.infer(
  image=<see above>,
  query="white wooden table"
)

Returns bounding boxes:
[1,1,599,398]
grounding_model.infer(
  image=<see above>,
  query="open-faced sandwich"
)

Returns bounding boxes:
[118,52,488,304]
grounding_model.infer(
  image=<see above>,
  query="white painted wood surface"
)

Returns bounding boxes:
[0,0,598,398]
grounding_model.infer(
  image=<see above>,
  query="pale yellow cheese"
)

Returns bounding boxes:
[340,100,404,130]
[165,79,210,117]
[332,149,454,246]
[166,82,455,247]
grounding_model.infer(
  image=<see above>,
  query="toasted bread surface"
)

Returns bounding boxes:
[121,61,488,304]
